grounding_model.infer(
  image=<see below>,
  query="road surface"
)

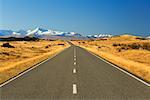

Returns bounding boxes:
[0,45,150,100]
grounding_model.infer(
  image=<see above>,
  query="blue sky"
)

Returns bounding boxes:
[0,0,150,35]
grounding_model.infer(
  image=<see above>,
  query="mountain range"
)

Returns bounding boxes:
[0,28,113,39]
[0,27,82,38]
[1,28,150,40]
[2,27,149,39]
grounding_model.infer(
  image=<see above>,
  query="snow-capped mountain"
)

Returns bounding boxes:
[0,27,82,39]
[26,27,82,38]
[146,36,150,39]
[12,32,21,36]
[65,32,82,37]
[87,34,113,38]
[26,27,49,37]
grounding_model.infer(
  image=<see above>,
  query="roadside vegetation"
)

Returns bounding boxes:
[0,40,70,84]
[72,35,150,83]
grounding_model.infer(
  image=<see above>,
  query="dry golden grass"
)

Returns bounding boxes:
[0,40,70,84]
[72,35,150,82]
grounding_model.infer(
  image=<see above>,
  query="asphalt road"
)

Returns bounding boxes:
[0,45,150,100]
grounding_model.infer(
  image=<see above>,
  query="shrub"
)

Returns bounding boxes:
[121,46,129,50]
[112,43,118,47]
[45,46,49,48]
[1,43,15,48]
[98,46,101,49]
[117,48,121,52]
[129,43,141,49]
[1,52,10,55]
[58,43,65,46]
[142,43,150,51]
[136,37,147,40]
[45,45,51,49]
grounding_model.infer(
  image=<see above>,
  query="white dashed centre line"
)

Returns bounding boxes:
[73,68,77,73]
[74,62,76,65]
[74,47,76,58]
[74,48,76,56]
[73,47,78,95]
[73,84,77,94]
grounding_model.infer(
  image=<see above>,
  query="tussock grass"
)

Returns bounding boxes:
[0,40,70,84]
[72,35,150,82]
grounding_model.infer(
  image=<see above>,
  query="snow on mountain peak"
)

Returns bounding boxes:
[70,32,77,35]
[12,32,21,35]
[26,27,48,36]
[25,27,82,37]
[87,34,113,38]
[0,27,82,39]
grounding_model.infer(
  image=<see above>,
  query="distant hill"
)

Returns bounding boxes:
[0,36,39,41]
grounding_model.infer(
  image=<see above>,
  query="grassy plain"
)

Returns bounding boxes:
[72,35,150,82]
[0,40,69,84]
